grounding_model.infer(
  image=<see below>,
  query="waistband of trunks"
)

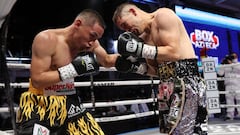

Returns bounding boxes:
[158,58,199,80]
[28,78,44,95]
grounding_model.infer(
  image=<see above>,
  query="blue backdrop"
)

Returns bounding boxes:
[183,21,230,64]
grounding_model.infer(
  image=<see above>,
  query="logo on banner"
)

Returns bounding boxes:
[190,29,219,49]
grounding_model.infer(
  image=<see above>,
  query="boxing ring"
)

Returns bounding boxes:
[1,61,240,135]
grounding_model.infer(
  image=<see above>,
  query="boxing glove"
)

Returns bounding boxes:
[58,52,99,81]
[115,55,147,75]
[117,32,158,60]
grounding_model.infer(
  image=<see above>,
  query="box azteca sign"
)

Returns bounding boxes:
[190,29,219,49]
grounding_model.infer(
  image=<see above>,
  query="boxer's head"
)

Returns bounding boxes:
[72,9,105,50]
[113,3,145,36]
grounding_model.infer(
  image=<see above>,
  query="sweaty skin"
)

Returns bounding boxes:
[115,6,196,76]
[31,17,119,90]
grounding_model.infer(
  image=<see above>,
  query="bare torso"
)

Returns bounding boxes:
[48,29,77,70]
[31,28,89,89]
[139,8,196,75]
[31,27,118,89]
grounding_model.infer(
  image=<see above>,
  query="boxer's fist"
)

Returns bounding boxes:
[117,32,157,60]
[115,55,147,75]
[58,52,99,81]
[117,32,143,57]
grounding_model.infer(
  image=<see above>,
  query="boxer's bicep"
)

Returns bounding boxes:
[31,33,53,72]
[30,33,57,87]
[153,10,181,61]
[156,9,180,39]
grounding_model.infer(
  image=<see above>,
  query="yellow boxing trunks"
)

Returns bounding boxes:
[16,80,104,135]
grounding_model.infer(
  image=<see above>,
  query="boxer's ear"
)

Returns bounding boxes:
[129,8,137,16]
[75,19,82,27]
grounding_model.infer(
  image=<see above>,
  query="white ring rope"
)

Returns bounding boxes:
[219,91,240,94]
[216,62,240,68]
[7,63,240,82]
[2,61,240,124]
[7,63,117,71]
[1,80,240,94]
[217,77,240,81]
[0,98,154,112]
[0,80,160,88]
[7,61,240,69]
[1,97,240,113]
[95,111,158,122]
[83,98,155,108]
[6,57,31,61]
[0,96,240,123]
[7,63,30,69]
[0,98,159,122]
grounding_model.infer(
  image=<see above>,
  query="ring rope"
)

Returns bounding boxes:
[217,77,240,81]
[6,62,240,79]
[1,80,240,95]
[95,111,158,122]
[6,63,240,82]
[7,61,240,69]
[6,57,31,61]
[216,62,240,68]
[7,63,117,71]
[0,98,154,112]
[1,80,240,94]
[219,91,240,94]
[0,105,157,124]
[0,96,239,113]
[3,61,240,126]
[0,80,161,88]
[0,98,239,122]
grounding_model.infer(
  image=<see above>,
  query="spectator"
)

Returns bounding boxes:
[116,104,127,113]
[130,103,149,114]
[218,53,240,120]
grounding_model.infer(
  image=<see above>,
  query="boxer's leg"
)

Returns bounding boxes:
[172,79,198,135]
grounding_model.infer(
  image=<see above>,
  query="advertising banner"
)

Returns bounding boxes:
[183,21,229,65]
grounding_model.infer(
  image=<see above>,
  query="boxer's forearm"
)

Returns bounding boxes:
[146,65,159,78]
[118,32,158,60]
[31,70,61,90]
[98,54,120,67]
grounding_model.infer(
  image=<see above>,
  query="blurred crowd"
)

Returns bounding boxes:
[217,52,240,120]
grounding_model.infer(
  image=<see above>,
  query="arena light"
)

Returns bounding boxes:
[113,40,118,53]
[175,5,240,31]
[131,0,158,4]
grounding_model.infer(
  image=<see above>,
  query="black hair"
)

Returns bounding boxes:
[77,9,106,29]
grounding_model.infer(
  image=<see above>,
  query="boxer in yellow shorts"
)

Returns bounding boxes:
[16,9,119,135]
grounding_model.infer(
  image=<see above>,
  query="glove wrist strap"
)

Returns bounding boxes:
[58,63,78,81]
[142,44,157,59]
